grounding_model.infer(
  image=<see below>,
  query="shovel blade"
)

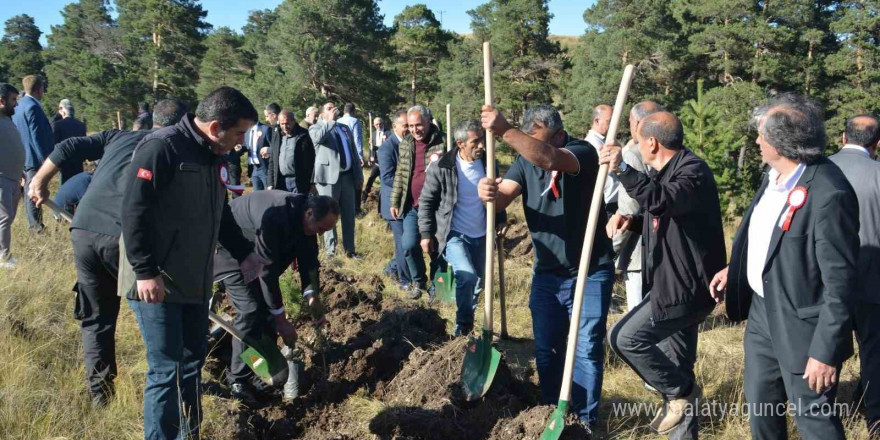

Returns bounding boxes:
[461,329,501,401]
[240,335,288,386]
[432,266,455,304]
[540,400,569,440]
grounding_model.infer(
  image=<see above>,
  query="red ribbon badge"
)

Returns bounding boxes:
[219,163,245,195]
[781,186,808,232]
[652,218,659,232]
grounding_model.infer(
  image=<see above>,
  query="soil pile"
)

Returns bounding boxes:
[488,405,591,440]
[502,219,532,259]
[363,337,537,440]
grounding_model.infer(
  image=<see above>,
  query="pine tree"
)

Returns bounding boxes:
[116,0,211,104]
[255,0,395,113]
[238,8,280,112]
[0,14,44,87]
[389,4,454,107]
[44,0,144,129]
[824,0,880,139]
[467,0,564,123]
[566,0,686,133]
[196,27,249,99]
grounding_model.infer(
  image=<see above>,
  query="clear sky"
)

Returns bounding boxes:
[2,0,595,45]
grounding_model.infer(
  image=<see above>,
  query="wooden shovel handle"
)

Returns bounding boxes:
[558,64,635,402]
[483,42,496,335]
[208,310,249,343]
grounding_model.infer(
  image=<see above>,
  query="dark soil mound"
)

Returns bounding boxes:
[364,338,537,440]
[502,219,532,259]
[488,405,590,440]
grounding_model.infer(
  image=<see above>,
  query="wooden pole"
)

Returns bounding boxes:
[446,104,452,153]
[557,65,634,404]
[117,111,122,130]
[483,42,495,336]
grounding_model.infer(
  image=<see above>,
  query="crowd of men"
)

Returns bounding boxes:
[0,71,878,440]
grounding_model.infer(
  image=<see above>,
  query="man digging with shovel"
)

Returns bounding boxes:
[418,118,506,337]
[213,192,337,403]
[478,104,615,433]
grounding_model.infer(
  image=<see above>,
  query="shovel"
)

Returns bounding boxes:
[497,225,508,339]
[207,310,289,386]
[461,41,502,401]
[432,263,455,304]
[540,64,635,440]
[42,198,73,223]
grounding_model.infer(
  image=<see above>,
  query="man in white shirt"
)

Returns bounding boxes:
[711,95,858,440]
[417,118,505,335]
[828,114,880,436]
[585,104,620,216]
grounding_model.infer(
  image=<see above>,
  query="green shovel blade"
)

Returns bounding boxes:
[540,400,569,440]
[433,266,455,304]
[239,334,288,386]
[461,328,501,401]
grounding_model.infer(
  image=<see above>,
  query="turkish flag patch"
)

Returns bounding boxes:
[136,168,153,181]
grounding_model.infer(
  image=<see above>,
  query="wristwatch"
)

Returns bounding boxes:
[614,160,629,176]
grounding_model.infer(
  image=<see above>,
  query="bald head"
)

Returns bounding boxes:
[639,112,683,150]
[844,114,880,151]
[591,104,612,136]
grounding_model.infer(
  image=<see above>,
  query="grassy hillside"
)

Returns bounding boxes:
[0,165,872,439]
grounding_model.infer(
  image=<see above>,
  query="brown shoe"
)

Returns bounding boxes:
[650,384,701,434]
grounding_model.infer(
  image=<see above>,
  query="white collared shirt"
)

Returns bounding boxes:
[585,129,620,204]
[747,163,806,297]
[842,143,872,158]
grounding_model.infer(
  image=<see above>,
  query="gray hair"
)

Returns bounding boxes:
[61,100,74,118]
[592,104,611,120]
[522,104,563,134]
[305,106,318,116]
[407,105,432,124]
[454,118,482,143]
[630,101,664,122]
[752,94,825,164]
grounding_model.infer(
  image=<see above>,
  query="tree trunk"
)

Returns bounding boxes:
[152,31,161,98]
[411,59,417,106]
[805,41,813,95]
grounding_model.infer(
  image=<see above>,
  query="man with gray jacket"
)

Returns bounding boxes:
[418,119,506,336]
[309,102,362,258]
[828,113,880,436]
[0,84,23,269]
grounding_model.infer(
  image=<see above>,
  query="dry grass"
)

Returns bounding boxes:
[0,167,873,439]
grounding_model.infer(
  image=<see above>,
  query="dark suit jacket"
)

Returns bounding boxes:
[52,117,87,144]
[267,124,315,193]
[243,122,271,169]
[829,148,880,303]
[377,133,401,221]
[726,158,859,373]
[13,94,54,169]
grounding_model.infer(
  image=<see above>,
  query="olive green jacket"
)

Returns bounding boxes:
[389,127,445,214]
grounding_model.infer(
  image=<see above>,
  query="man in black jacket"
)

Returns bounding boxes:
[214,192,337,402]
[710,96,858,440]
[267,110,315,195]
[603,112,726,439]
[51,100,87,183]
[27,99,187,408]
[119,87,269,440]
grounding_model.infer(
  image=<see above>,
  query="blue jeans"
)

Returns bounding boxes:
[400,207,426,287]
[530,264,614,425]
[129,300,209,440]
[250,165,267,191]
[388,220,411,286]
[444,231,485,331]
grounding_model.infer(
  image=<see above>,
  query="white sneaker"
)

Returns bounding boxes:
[1,257,18,269]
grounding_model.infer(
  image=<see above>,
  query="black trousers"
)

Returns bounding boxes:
[219,269,276,384]
[71,228,121,397]
[608,294,711,440]
[855,300,880,436]
[364,165,380,198]
[744,294,845,440]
